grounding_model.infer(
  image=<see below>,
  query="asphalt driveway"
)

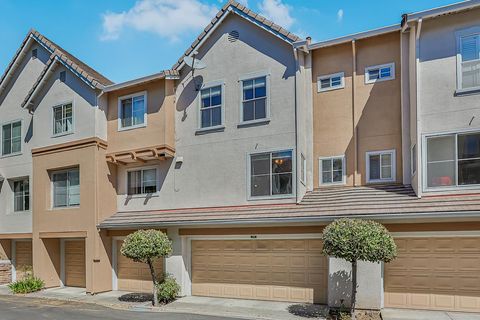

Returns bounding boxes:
[0,295,246,320]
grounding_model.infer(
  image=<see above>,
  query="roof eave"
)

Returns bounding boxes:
[97,210,480,229]
[103,71,179,93]
[308,24,401,50]
[405,0,480,23]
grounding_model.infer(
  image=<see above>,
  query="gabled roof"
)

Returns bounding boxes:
[172,0,301,70]
[103,70,179,93]
[0,29,113,108]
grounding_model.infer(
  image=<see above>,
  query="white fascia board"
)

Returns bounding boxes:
[103,72,179,93]
[406,0,480,22]
[308,25,401,50]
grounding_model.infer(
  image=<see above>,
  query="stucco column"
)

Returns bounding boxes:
[165,227,189,296]
[328,257,383,310]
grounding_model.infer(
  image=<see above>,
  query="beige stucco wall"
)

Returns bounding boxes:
[105,79,176,155]
[312,32,402,188]
[32,139,116,292]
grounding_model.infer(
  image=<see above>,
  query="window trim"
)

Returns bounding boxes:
[364,62,395,84]
[197,80,226,133]
[318,155,346,186]
[1,119,23,158]
[366,149,396,184]
[51,167,80,209]
[12,177,30,213]
[422,129,480,192]
[125,165,160,197]
[239,71,271,125]
[51,101,75,137]
[246,148,295,201]
[317,72,345,92]
[455,26,480,94]
[117,91,148,131]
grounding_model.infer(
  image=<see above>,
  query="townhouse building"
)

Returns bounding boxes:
[0,0,480,314]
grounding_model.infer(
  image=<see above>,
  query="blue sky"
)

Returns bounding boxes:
[0,0,459,83]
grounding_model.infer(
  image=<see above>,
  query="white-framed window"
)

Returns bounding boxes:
[2,120,21,156]
[13,178,29,212]
[425,131,480,189]
[240,75,269,123]
[118,91,147,130]
[200,85,223,129]
[365,63,395,84]
[53,103,73,136]
[319,156,345,185]
[52,168,80,208]
[300,153,306,185]
[317,72,345,92]
[456,28,480,92]
[127,168,157,195]
[249,150,293,198]
[366,150,396,183]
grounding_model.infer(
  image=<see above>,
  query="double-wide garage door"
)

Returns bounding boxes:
[116,240,163,292]
[191,239,328,303]
[385,236,480,312]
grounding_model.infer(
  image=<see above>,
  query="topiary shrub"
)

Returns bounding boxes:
[121,230,172,306]
[156,274,180,304]
[322,218,396,319]
[8,275,44,294]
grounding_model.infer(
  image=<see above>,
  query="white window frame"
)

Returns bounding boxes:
[319,155,346,186]
[12,178,30,213]
[366,149,396,183]
[422,129,480,191]
[247,148,295,200]
[52,101,74,137]
[239,71,271,125]
[1,119,22,158]
[317,72,345,92]
[365,62,395,84]
[125,166,159,196]
[51,167,80,209]
[455,26,480,93]
[117,91,147,131]
[197,80,225,132]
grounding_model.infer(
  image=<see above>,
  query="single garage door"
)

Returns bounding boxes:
[385,236,480,312]
[15,240,32,281]
[65,240,86,288]
[192,239,328,303]
[116,240,163,292]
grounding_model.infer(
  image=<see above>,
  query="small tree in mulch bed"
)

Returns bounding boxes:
[322,219,397,320]
[120,230,172,306]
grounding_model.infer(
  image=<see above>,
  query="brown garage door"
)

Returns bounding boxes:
[192,239,327,303]
[385,237,480,312]
[65,240,86,288]
[116,240,163,292]
[15,241,32,281]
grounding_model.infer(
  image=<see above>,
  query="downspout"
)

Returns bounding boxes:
[293,46,299,204]
[352,40,358,186]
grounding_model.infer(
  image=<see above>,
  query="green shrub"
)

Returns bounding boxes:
[8,275,44,294]
[156,274,180,304]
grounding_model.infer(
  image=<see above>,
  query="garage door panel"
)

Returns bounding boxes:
[116,240,163,292]
[385,236,480,312]
[191,239,327,303]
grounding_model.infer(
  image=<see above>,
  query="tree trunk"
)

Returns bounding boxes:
[351,260,357,320]
[147,258,158,307]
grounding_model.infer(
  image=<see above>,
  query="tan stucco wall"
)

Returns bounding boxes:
[32,138,116,293]
[105,79,176,155]
[312,32,403,187]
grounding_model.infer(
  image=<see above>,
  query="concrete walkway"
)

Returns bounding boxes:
[382,308,480,320]
[0,285,327,320]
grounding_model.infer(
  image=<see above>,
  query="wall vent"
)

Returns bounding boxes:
[228,30,240,42]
